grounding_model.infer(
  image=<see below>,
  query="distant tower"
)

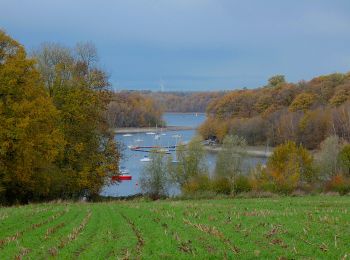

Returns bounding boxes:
[159,78,165,92]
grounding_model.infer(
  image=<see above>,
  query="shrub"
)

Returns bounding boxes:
[182,174,211,195]
[325,174,350,195]
[234,175,252,194]
[210,177,231,195]
[249,164,275,192]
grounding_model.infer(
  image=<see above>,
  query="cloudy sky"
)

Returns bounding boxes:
[1,0,350,91]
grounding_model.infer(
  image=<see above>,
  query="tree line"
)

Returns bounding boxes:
[105,90,224,128]
[125,91,225,113]
[199,74,350,149]
[0,31,119,204]
[140,135,350,199]
[106,91,164,128]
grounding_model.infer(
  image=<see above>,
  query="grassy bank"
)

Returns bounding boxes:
[0,196,349,259]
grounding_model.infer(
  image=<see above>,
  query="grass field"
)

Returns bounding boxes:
[0,196,349,259]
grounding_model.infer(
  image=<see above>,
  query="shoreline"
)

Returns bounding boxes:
[114,126,196,134]
[163,112,206,115]
[205,145,273,158]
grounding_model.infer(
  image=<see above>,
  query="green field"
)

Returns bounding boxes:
[0,196,349,259]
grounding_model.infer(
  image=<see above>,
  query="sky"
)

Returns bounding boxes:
[1,0,350,91]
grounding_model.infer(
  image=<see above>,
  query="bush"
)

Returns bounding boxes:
[182,174,211,195]
[234,175,252,194]
[210,177,231,195]
[249,164,274,192]
[325,174,350,195]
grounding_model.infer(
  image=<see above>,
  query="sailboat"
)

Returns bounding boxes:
[140,156,152,162]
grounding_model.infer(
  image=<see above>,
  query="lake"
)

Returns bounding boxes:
[101,113,266,197]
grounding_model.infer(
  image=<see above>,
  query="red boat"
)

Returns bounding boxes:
[112,175,132,181]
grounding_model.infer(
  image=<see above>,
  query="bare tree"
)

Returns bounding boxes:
[215,135,247,194]
[315,135,342,180]
[140,152,170,199]
[32,43,73,96]
[75,41,98,69]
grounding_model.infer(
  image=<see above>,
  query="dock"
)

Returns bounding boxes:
[114,126,196,134]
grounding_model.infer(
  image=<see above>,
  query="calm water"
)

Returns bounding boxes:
[101,113,266,197]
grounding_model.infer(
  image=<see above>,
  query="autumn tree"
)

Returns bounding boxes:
[266,141,314,193]
[0,30,65,203]
[289,93,316,112]
[267,75,286,88]
[33,41,120,199]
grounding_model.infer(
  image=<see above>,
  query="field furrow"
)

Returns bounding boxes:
[0,196,349,259]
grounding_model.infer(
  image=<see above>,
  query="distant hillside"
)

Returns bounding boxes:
[140,91,226,113]
[199,73,350,149]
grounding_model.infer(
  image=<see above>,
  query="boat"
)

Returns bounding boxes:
[119,166,130,175]
[146,132,156,135]
[111,175,132,181]
[123,134,133,137]
[111,166,132,181]
[172,134,181,138]
[154,134,160,140]
[128,145,138,149]
[140,156,152,162]
[135,138,143,142]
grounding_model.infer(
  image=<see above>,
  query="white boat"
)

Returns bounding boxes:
[161,133,166,136]
[128,145,138,149]
[172,134,181,138]
[140,156,152,162]
[154,134,160,140]
[146,132,156,135]
[119,166,130,175]
[123,134,133,137]
[135,138,143,142]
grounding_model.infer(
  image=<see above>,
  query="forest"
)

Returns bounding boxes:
[0,31,120,204]
[106,91,164,128]
[199,74,350,149]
